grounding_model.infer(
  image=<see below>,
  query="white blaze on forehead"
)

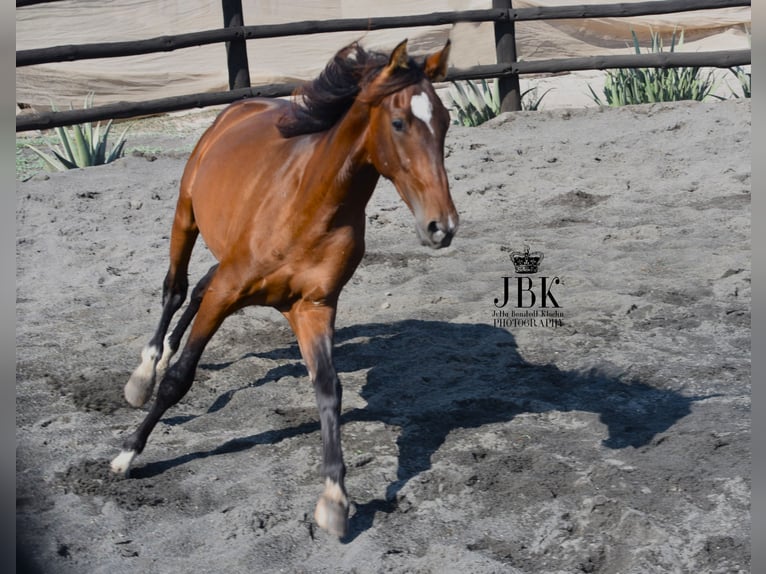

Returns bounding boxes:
[410,92,434,135]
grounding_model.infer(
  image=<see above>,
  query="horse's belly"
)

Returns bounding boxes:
[236,225,365,309]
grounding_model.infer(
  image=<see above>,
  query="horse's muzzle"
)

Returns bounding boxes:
[420,219,457,249]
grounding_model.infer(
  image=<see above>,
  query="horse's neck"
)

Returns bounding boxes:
[310,102,380,208]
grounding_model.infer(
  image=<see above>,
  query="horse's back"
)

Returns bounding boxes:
[179,98,307,260]
[184,97,288,180]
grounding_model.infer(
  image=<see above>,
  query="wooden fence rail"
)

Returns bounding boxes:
[17,0,749,67]
[16,0,751,132]
[17,50,749,133]
[17,0,68,6]
[15,9,506,67]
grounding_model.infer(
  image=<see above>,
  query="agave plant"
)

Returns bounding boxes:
[726,26,751,99]
[25,93,130,171]
[727,65,751,98]
[521,86,554,111]
[589,29,717,106]
[448,79,552,126]
[449,79,501,127]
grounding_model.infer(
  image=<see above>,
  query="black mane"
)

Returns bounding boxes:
[277,43,425,138]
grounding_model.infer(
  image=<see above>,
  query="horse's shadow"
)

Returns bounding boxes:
[135,319,697,542]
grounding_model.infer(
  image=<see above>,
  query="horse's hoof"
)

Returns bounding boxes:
[124,375,153,407]
[124,346,159,407]
[314,494,349,538]
[124,364,156,407]
[110,450,136,476]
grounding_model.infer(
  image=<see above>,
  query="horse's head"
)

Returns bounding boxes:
[363,40,459,249]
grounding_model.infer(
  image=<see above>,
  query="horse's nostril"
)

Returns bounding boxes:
[426,220,452,247]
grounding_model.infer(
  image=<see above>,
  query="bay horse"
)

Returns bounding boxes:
[110,39,458,537]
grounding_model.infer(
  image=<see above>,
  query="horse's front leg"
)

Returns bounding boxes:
[285,300,348,537]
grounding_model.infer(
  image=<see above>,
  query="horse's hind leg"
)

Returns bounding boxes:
[155,264,219,377]
[124,194,199,407]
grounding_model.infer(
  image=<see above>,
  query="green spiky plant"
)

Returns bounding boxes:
[25,93,130,171]
[521,86,554,111]
[448,79,552,126]
[449,79,500,126]
[725,26,751,99]
[727,65,751,98]
[589,29,717,106]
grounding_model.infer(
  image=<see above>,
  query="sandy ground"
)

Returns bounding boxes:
[16,98,750,573]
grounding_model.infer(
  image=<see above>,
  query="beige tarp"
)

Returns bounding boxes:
[16,0,750,110]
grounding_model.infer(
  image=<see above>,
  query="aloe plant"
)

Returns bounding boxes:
[521,86,554,111]
[589,29,717,106]
[726,27,751,99]
[448,79,552,126]
[25,93,130,171]
[449,79,500,126]
[727,65,751,98]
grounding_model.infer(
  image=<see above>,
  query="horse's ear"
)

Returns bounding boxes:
[424,39,451,82]
[386,39,409,72]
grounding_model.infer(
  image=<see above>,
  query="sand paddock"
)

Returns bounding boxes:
[16,99,750,573]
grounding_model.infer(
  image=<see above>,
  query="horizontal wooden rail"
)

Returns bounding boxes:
[511,0,749,21]
[17,0,750,67]
[16,0,68,6]
[17,0,750,10]
[16,9,507,67]
[16,48,750,132]
[16,83,298,132]
[451,48,750,79]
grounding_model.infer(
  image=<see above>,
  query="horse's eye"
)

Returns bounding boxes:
[391,118,405,132]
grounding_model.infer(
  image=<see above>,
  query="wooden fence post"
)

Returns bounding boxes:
[222,0,251,90]
[493,0,521,111]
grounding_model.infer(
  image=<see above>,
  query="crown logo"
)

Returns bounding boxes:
[511,245,543,274]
